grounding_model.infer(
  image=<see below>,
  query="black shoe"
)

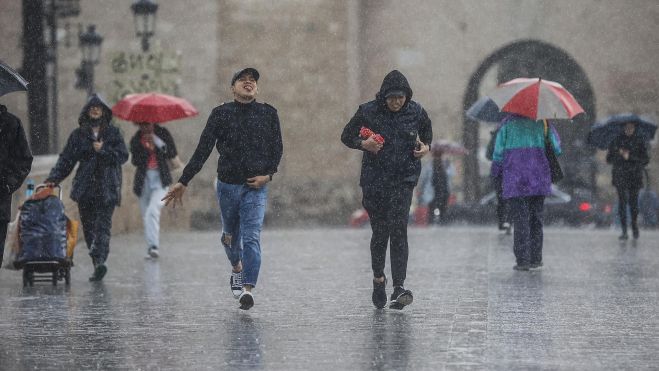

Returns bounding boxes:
[513,264,530,271]
[372,277,387,309]
[389,286,413,310]
[89,263,107,281]
[238,290,254,310]
[632,229,639,240]
[618,233,629,241]
[530,261,543,270]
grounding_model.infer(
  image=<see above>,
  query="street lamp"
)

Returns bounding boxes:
[75,24,103,96]
[131,0,158,52]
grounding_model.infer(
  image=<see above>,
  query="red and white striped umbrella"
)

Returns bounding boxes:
[488,78,584,120]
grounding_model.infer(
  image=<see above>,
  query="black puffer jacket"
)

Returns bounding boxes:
[606,133,650,189]
[130,125,178,196]
[0,105,33,221]
[47,94,128,206]
[341,70,433,188]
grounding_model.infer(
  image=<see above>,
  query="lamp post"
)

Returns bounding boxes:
[131,0,158,52]
[76,25,103,96]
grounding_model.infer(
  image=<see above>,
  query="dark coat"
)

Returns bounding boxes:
[0,105,33,221]
[179,100,283,185]
[47,95,128,206]
[341,70,433,189]
[130,125,178,196]
[606,133,650,189]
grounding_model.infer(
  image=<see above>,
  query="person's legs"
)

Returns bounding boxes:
[216,180,243,269]
[510,197,531,268]
[629,187,641,238]
[90,204,115,265]
[387,184,415,310]
[362,188,390,281]
[238,185,267,289]
[0,221,7,268]
[78,202,96,251]
[528,196,545,267]
[362,187,390,309]
[142,171,167,253]
[616,186,628,237]
[388,185,414,288]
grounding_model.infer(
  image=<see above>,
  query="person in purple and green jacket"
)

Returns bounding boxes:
[491,115,561,271]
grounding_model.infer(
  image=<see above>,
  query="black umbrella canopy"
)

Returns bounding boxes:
[0,59,29,97]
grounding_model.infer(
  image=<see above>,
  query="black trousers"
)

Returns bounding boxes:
[362,184,414,287]
[78,201,115,265]
[0,221,7,269]
[616,185,640,234]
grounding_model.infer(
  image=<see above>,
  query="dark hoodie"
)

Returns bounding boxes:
[606,132,649,189]
[47,94,128,206]
[341,70,433,188]
[0,104,33,221]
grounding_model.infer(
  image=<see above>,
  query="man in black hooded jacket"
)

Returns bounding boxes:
[46,94,128,281]
[341,70,432,310]
[0,104,33,269]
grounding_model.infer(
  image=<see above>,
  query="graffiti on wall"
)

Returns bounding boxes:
[106,50,182,103]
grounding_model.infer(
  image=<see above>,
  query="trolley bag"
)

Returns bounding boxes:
[16,195,67,266]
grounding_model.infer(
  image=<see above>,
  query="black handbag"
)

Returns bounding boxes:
[544,120,563,183]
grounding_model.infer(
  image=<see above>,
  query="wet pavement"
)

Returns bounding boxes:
[1,226,658,370]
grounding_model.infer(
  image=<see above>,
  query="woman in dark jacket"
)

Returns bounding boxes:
[606,122,650,240]
[342,70,432,310]
[129,122,178,258]
[46,94,128,281]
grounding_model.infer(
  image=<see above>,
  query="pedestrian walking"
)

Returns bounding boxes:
[46,94,128,281]
[341,70,432,309]
[0,104,33,269]
[606,122,650,240]
[162,67,283,310]
[492,116,561,271]
[130,122,179,258]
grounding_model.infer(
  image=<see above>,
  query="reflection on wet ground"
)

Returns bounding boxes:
[1,227,658,370]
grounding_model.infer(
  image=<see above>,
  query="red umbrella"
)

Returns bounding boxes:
[431,141,468,156]
[112,93,198,123]
[488,78,584,120]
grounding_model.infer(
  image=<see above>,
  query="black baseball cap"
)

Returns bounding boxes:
[231,67,260,86]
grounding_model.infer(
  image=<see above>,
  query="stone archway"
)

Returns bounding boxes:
[462,39,596,203]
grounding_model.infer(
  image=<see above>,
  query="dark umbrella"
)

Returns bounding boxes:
[0,59,29,97]
[587,113,657,150]
[466,96,508,123]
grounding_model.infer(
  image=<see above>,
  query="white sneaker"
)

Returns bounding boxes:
[230,271,243,299]
[238,289,254,310]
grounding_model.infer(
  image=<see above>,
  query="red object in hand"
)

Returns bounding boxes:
[373,134,385,144]
[359,127,375,139]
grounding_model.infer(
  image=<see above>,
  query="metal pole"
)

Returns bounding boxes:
[22,0,50,155]
[86,61,95,97]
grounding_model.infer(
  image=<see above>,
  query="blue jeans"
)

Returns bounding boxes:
[509,196,545,266]
[216,180,268,287]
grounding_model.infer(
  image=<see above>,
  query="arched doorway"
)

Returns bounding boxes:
[462,39,596,203]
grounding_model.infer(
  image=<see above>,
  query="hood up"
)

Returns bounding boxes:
[78,93,113,127]
[375,70,413,108]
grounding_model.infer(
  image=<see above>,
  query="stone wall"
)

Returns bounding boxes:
[2,0,658,229]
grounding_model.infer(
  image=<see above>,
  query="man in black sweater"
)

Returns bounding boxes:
[163,68,283,310]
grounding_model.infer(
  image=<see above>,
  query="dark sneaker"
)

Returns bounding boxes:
[372,277,387,309]
[618,233,629,241]
[89,263,107,281]
[632,228,639,240]
[389,286,413,310]
[230,270,243,299]
[148,246,159,258]
[513,264,530,271]
[238,290,254,310]
[530,261,543,270]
